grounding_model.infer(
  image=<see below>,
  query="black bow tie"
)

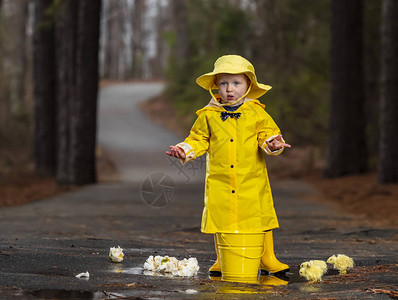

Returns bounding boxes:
[221,111,241,121]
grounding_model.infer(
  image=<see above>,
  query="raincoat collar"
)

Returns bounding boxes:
[196,95,265,116]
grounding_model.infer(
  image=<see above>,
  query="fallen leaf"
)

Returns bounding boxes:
[126,282,137,287]
[366,288,398,299]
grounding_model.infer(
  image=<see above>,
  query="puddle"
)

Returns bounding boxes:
[110,265,340,283]
[185,289,199,294]
[208,267,341,287]
[25,290,111,299]
[175,288,199,295]
[123,267,201,279]
[106,265,343,296]
[263,267,340,285]
[206,269,343,295]
[284,268,306,284]
[120,267,145,275]
[106,265,148,276]
[127,248,184,255]
[126,248,155,254]
[108,266,182,277]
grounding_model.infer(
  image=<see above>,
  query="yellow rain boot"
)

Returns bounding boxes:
[209,235,221,276]
[260,230,289,275]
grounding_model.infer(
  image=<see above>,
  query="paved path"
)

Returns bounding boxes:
[0,83,397,299]
[98,83,205,184]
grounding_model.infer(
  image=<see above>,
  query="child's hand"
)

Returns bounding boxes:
[266,135,291,151]
[166,145,186,159]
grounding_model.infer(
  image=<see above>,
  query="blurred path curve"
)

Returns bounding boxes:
[97,82,205,184]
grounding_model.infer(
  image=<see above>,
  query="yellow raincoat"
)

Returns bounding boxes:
[177,96,283,234]
[176,55,285,234]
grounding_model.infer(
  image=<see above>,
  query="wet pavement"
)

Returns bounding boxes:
[1,83,397,299]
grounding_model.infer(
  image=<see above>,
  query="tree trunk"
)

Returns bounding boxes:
[104,0,122,79]
[33,0,56,176]
[103,0,111,78]
[14,0,29,112]
[170,0,189,69]
[131,0,145,78]
[55,0,77,184]
[153,0,169,79]
[1,0,30,114]
[55,0,100,185]
[324,0,368,178]
[70,0,100,184]
[0,0,5,130]
[379,0,398,183]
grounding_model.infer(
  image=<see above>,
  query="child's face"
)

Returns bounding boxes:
[216,73,249,104]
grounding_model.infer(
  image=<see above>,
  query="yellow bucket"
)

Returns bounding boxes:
[216,232,265,283]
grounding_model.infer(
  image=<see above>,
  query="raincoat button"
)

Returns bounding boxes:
[230,138,233,142]
[231,165,234,168]
[232,190,235,193]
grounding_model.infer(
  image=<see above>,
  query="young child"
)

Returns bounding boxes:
[166,55,291,276]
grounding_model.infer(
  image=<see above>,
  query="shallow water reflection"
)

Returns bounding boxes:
[209,266,342,294]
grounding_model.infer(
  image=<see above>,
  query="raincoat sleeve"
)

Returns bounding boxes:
[176,112,210,164]
[257,108,285,156]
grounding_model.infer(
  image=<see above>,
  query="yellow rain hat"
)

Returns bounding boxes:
[196,55,272,100]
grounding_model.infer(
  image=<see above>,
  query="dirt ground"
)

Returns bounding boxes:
[0,92,397,229]
[310,173,398,227]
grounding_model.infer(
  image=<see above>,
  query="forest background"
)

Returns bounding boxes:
[0,0,397,225]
